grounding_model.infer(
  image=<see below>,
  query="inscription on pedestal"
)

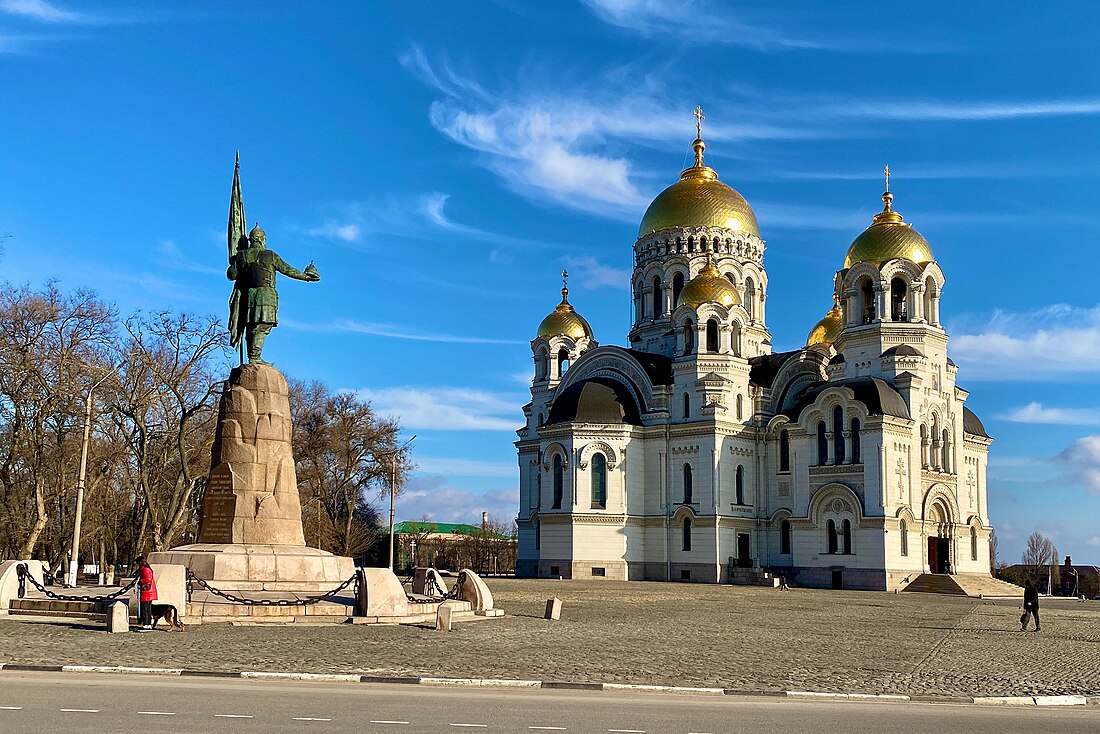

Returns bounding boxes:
[198,463,236,543]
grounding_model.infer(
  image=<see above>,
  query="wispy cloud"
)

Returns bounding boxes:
[1,0,81,23]
[1001,402,1100,426]
[353,386,522,431]
[564,255,630,290]
[949,305,1100,381]
[833,98,1100,122]
[414,457,516,478]
[155,240,223,276]
[1055,436,1100,496]
[283,318,524,346]
[397,476,516,526]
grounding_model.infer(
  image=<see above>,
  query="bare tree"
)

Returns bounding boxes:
[988,527,1000,572]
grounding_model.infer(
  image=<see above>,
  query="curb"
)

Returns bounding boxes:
[0,663,1094,707]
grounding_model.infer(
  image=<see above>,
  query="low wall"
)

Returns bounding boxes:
[0,561,44,615]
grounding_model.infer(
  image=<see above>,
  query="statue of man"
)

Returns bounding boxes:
[227,223,320,365]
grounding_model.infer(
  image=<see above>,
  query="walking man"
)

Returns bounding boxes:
[1022,579,1040,632]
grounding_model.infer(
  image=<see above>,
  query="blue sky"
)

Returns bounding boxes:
[2,1,1099,564]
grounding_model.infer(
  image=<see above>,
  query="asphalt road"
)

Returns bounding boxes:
[0,672,1096,733]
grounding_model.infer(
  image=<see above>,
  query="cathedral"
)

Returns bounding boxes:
[514,113,995,591]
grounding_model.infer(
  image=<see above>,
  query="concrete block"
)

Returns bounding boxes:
[0,560,44,614]
[106,601,129,633]
[455,569,494,611]
[356,568,410,618]
[436,602,454,631]
[545,596,562,621]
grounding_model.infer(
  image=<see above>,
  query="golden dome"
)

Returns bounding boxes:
[807,294,844,347]
[637,136,760,239]
[537,282,593,340]
[843,185,933,269]
[678,254,741,309]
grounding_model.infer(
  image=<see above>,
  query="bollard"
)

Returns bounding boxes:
[436,602,453,631]
[544,596,562,621]
[106,601,129,633]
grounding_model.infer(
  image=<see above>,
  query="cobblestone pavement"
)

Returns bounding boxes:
[2,579,1098,698]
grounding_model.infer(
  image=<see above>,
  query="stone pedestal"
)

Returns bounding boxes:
[106,601,129,633]
[150,364,353,592]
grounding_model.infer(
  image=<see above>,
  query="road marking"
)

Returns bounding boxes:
[529,727,567,730]
[0,706,23,710]
[60,709,100,713]
[450,725,489,728]
[215,714,254,718]
[371,722,410,725]
[138,711,176,716]
[608,730,645,733]
[293,717,333,721]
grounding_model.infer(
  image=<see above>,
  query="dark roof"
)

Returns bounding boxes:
[947,356,957,367]
[393,521,511,539]
[829,353,846,365]
[882,345,923,358]
[622,349,674,385]
[748,350,799,389]
[547,377,643,426]
[963,406,990,437]
[783,377,910,421]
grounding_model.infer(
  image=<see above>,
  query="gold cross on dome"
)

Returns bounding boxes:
[694,105,705,138]
[561,269,569,289]
[884,164,891,192]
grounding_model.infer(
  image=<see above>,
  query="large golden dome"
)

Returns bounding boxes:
[678,254,741,309]
[844,188,933,269]
[637,137,759,239]
[537,285,593,340]
[807,295,844,347]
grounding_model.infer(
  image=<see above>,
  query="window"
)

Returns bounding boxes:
[591,453,607,509]
[826,519,837,554]
[900,519,908,556]
[680,569,692,580]
[970,526,978,561]
[534,519,540,550]
[672,271,686,308]
[705,319,719,353]
[537,413,544,427]
[682,392,690,419]
[557,348,569,378]
[842,519,852,554]
[833,406,845,464]
[591,567,606,577]
[683,463,693,503]
[860,278,876,323]
[779,430,790,472]
[683,322,694,355]
[942,429,951,473]
[682,517,692,551]
[536,349,549,381]
[817,422,828,465]
[735,465,745,505]
[535,473,542,509]
[780,519,792,555]
[552,455,564,509]
[850,418,861,464]
[891,277,908,321]
[736,394,743,420]
[745,277,756,319]
[730,323,741,356]
[920,424,929,468]
[652,276,663,318]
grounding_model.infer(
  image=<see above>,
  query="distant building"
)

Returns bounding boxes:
[393,517,517,574]
[1003,556,1100,596]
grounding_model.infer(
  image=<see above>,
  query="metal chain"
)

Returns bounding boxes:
[406,569,466,604]
[16,563,136,603]
[185,570,357,606]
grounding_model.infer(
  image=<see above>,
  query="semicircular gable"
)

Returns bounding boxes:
[808,483,864,525]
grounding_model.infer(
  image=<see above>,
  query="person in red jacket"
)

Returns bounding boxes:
[135,556,158,630]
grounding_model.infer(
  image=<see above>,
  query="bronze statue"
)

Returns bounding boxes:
[226,154,319,365]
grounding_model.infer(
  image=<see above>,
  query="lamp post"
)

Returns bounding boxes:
[67,366,117,588]
[378,435,416,572]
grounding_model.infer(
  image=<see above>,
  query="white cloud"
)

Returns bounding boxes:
[307,222,360,242]
[414,457,515,478]
[1001,402,1100,426]
[396,476,517,526]
[564,255,630,290]
[1088,536,1100,547]
[1,0,81,23]
[949,305,1100,380]
[354,386,522,431]
[283,318,523,345]
[155,239,223,275]
[836,98,1100,122]
[1055,436,1100,495]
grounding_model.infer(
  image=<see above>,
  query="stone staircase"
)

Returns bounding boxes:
[902,573,1023,598]
[7,597,110,621]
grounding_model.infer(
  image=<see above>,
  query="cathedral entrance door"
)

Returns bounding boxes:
[927,537,950,574]
[736,533,751,568]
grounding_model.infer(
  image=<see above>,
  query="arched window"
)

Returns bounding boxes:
[536,348,549,381]
[850,418,861,464]
[552,455,564,509]
[537,413,544,427]
[891,277,908,321]
[970,526,978,561]
[683,463,693,503]
[780,519,792,555]
[942,429,951,473]
[779,430,790,472]
[744,277,756,319]
[705,319,719,353]
[730,323,741,356]
[900,518,908,556]
[826,519,837,554]
[683,321,694,355]
[634,285,643,322]
[817,421,828,465]
[924,275,937,324]
[682,517,692,551]
[735,465,745,505]
[833,406,845,464]
[920,424,929,468]
[534,518,540,550]
[535,473,542,509]
[591,453,607,509]
[736,394,744,420]
[557,348,569,378]
[652,276,663,318]
[859,277,876,323]
[682,392,690,420]
[672,271,686,308]
[842,519,852,554]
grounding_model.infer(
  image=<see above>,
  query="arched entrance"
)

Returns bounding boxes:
[926,501,952,574]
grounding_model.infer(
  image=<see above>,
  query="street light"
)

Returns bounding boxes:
[375,435,415,572]
[67,364,119,588]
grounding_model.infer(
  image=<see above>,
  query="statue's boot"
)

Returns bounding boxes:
[247,327,273,366]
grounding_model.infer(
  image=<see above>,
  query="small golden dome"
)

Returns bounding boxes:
[637,134,760,239]
[678,254,741,309]
[807,294,844,347]
[537,279,593,340]
[843,178,933,269]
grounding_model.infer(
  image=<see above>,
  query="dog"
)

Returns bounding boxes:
[149,604,185,632]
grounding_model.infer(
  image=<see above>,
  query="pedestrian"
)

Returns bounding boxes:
[1021,579,1040,632]
[135,556,158,631]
